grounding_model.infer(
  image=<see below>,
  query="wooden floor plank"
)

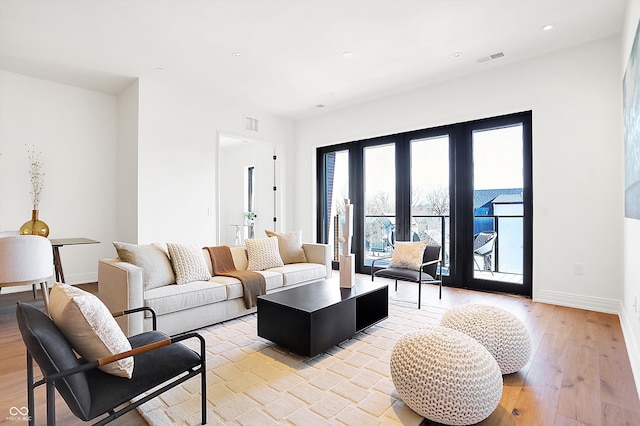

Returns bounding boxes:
[557,340,601,424]
[596,312,640,412]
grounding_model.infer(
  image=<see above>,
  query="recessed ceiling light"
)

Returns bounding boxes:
[541,24,554,31]
[316,104,326,108]
[155,67,164,71]
[451,52,462,58]
[342,51,353,58]
[232,52,241,57]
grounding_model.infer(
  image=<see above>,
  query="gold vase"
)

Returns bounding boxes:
[20,209,49,237]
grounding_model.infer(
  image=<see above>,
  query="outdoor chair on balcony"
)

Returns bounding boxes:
[473,230,497,275]
[371,244,442,309]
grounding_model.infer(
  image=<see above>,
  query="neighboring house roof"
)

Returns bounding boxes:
[474,188,522,210]
[492,194,523,204]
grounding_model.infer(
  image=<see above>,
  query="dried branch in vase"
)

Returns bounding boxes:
[26,145,45,210]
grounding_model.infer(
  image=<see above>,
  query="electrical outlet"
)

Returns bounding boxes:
[573,263,584,276]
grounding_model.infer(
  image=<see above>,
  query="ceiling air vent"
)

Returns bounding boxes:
[245,116,259,132]
[476,51,505,64]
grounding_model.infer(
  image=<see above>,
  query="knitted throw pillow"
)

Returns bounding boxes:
[246,236,285,271]
[166,243,211,284]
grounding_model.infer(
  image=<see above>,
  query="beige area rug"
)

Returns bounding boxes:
[136,297,443,426]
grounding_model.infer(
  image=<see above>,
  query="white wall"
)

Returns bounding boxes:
[0,72,295,287]
[133,78,294,247]
[115,79,139,243]
[0,70,118,285]
[294,37,623,313]
[621,0,640,400]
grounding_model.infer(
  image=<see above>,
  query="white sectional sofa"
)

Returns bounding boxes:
[98,241,332,336]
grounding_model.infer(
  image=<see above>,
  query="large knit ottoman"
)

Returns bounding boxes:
[390,326,503,425]
[440,304,531,375]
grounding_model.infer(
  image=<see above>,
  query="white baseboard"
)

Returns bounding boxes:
[0,272,98,294]
[61,272,98,286]
[619,306,640,402]
[534,289,620,314]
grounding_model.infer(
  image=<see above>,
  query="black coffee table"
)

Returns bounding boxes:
[257,279,388,357]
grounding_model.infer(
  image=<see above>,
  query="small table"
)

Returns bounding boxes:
[257,279,388,357]
[49,238,99,283]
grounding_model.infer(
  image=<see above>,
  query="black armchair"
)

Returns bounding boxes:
[16,302,207,426]
[371,245,442,309]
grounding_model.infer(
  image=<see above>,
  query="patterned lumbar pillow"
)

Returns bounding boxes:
[246,236,285,271]
[389,241,428,270]
[49,283,134,378]
[265,230,307,264]
[166,243,212,284]
[113,241,176,289]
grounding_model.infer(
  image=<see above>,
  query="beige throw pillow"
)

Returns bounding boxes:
[389,241,428,270]
[167,243,212,284]
[246,236,285,271]
[265,230,308,264]
[49,283,134,378]
[113,241,175,290]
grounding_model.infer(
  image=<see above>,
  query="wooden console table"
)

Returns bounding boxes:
[49,238,99,283]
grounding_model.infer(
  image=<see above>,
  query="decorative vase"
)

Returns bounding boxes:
[247,219,255,239]
[20,209,49,237]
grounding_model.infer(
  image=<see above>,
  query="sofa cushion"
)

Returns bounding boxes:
[167,243,212,284]
[210,270,283,300]
[113,241,175,290]
[245,237,284,271]
[265,230,308,264]
[144,281,227,316]
[267,263,327,286]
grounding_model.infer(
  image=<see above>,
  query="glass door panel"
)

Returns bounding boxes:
[410,136,450,275]
[472,125,524,284]
[322,150,349,263]
[363,144,395,266]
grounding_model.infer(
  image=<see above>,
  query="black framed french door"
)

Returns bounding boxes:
[317,111,532,297]
[452,113,532,296]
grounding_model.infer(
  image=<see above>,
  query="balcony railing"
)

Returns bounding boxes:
[363,214,449,273]
[361,214,523,278]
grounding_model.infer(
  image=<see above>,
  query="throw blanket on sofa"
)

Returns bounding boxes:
[206,245,266,309]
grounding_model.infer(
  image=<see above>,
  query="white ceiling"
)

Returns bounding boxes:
[0,0,627,120]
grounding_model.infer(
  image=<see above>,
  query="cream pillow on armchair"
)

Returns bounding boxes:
[49,283,134,378]
[389,241,428,270]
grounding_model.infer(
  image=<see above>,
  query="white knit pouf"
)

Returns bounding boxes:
[390,326,503,426]
[440,304,532,375]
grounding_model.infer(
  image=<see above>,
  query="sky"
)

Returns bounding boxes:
[332,124,523,212]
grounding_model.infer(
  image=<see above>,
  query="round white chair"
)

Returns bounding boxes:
[390,326,503,425]
[440,303,531,375]
[0,235,54,313]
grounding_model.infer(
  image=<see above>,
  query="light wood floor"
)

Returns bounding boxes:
[1,282,639,426]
